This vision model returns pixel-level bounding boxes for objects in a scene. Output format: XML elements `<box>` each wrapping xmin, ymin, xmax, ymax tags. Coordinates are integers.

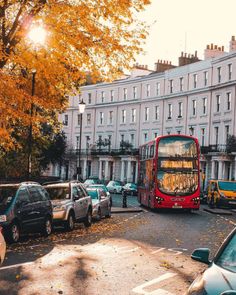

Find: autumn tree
<box><xmin>0</xmin><ymin>0</ymin><xmax>150</xmax><ymax>153</ymax></box>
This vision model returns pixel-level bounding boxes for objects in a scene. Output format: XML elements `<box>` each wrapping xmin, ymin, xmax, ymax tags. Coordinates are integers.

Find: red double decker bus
<box><xmin>138</xmin><ymin>134</ymin><xmax>200</xmax><ymax>210</ymax></box>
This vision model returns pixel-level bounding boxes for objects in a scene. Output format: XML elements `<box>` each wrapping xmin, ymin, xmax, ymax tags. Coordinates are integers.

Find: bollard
<box><xmin>122</xmin><ymin>190</ymin><xmax>127</xmax><ymax>208</ymax></box>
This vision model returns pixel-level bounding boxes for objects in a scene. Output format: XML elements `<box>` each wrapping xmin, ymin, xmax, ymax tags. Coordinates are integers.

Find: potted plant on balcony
<box><xmin>120</xmin><ymin>140</ymin><xmax>133</xmax><ymax>151</ymax></box>
<box><xmin>226</xmin><ymin>135</ymin><xmax>236</xmax><ymax>153</ymax></box>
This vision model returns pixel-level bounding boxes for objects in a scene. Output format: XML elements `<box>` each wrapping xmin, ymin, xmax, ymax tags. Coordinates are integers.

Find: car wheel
<box><xmin>84</xmin><ymin>209</ymin><xmax>92</xmax><ymax>227</ymax></box>
<box><xmin>65</xmin><ymin>212</ymin><xmax>75</xmax><ymax>231</ymax></box>
<box><xmin>42</xmin><ymin>217</ymin><xmax>52</xmax><ymax>237</ymax></box>
<box><xmin>105</xmin><ymin>205</ymin><xmax>111</xmax><ymax>218</ymax></box>
<box><xmin>8</xmin><ymin>222</ymin><xmax>20</xmax><ymax>243</ymax></box>
<box><xmin>97</xmin><ymin>208</ymin><xmax>102</xmax><ymax>221</ymax></box>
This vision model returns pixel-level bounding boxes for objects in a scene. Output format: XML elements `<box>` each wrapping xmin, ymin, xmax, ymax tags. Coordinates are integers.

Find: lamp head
<box><xmin>79</xmin><ymin>99</ymin><xmax>86</xmax><ymax>114</ymax></box>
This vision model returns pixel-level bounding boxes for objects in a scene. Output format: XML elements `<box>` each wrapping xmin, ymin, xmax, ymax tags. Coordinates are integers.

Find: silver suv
<box><xmin>43</xmin><ymin>181</ymin><xmax>92</xmax><ymax>231</ymax></box>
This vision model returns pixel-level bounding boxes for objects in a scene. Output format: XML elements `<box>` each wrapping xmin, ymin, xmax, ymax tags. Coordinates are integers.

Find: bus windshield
<box><xmin>157</xmin><ymin>136</ymin><xmax>199</xmax><ymax>196</ymax></box>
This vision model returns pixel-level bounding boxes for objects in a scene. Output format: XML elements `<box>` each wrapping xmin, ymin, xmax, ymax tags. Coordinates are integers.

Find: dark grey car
<box><xmin>0</xmin><ymin>182</ymin><xmax>53</xmax><ymax>243</ymax></box>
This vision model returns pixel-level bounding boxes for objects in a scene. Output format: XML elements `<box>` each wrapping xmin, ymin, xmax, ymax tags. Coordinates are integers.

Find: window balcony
<box><xmin>200</xmin><ymin>144</ymin><xmax>227</xmax><ymax>154</ymax></box>
<box><xmin>91</xmin><ymin>148</ymin><xmax>139</xmax><ymax>156</ymax></box>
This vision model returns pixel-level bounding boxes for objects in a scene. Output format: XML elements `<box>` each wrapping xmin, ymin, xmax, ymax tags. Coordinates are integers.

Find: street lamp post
<box><xmin>189</xmin><ymin>125</ymin><xmax>194</xmax><ymax>136</ymax></box>
<box><xmin>27</xmin><ymin>69</ymin><xmax>36</xmax><ymax>179</ymax></box>
<box><xmin>76</xmin><ymin>99</ymin><xmax>86</xmax><ymax>181</ymax></box>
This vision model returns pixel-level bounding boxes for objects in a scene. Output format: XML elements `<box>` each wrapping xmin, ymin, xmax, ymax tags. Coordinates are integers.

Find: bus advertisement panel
<box><xmin>138</xmin><ymin>135</ymin><xmax>200</xmax><ymax>210</ymax></box>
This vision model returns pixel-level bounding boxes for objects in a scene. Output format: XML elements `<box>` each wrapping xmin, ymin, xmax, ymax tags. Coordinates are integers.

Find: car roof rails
<box><xmin>42</xmin><ymin>180</ymin><xmax>64</xmax><ymax>185</ymax></box>
<box><xmin>20</xmin><ymin>181</ymin><xmax>40</xmax><ymax>185</ymax></box>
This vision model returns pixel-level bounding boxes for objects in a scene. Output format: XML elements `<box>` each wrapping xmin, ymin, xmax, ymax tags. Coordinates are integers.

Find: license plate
<box><xmin>172</xmin><ymin>205</ymin><xmax>182</xmax><ymax>209</ymax></box>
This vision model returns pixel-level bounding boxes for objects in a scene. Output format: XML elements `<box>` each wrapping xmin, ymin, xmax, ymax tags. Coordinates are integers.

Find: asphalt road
<box><xmin>1</xmin><ymin>194</ymin><xmax>236</xmax><ymax>295</ymax></box>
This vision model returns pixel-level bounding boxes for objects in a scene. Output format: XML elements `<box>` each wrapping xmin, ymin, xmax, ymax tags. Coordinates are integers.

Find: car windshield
<box><xmin>218</xmin><ymin>181</ymin><xmax>236</xmax><ymax>191</ymax></box>
<box><xmin>87</xmin><ymin>190</ymin><xmax>99</xmax><ymax>200</ymax></box>
<box><xmin>45</xmin><ymin>187</ymin><xmax>70</xmax><ymax>200</ymax></box>
<box><xmin>84</xmin><ymin>179</ymin><xmax>95</xmax><ymax>185</ymax></box>
<box><xmin>216</xmin><ymin>232</ymin><xmax>236</xmax><ymax>272</ymax></box>
<box><xmin>127</xmin><ymin>184</ymin><xmax>137</xmax><ymax>189</ymax></box>
<box><xmin>0</xmin><ymin>187</ymin><xmax>18</xmax><ymax>210</ymax></box>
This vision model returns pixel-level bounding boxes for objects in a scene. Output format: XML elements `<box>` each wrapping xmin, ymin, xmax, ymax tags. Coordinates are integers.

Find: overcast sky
<box><xmin>136</xmin><ymin>0</ymin><xmax>236</xmax><ymax>70</ymax></box>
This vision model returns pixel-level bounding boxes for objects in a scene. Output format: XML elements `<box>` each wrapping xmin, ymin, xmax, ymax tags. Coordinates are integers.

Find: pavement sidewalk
<box><xmin>203</xmin><ymin>207</ymin><xmax>233</xmax><ymax>215</ymax></box>
<box><xmin>111</xmin><ymin>206</ymin><xmax>143</xmax><ymax>214</ymax></box>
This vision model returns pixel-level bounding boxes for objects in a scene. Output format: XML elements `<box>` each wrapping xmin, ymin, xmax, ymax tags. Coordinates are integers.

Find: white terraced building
<box><xmin>49</xmin><ymin>36</ymin><xmax>236</xmax><ymax>189</ymax></box>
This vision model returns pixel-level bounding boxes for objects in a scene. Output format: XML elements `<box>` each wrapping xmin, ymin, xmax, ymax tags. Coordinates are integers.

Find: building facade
<box><xmin>51</xmin><ymin>37</ymin><xmax>236</xmax><ymax>189</ymax></box>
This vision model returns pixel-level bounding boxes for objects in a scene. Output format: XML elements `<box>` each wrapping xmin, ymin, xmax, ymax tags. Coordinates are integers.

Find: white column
<box><xmin>135</xmin><ymin>161</ymin><xmax>138</xmax><ymax>184</ymax></box>
<box><xmin>211</xmin><ymin>160</ymin><xmax>215</xmax><ymax>179</ymax></box>
<box><xmin>120</xmin><ymin>160</ymin><xmax>124</xmax><ymax>182</ymax></box>
<box><xmin>204</xmin><ymin>162</ymin><xmax>208</xmax><ymax>189</ymax></box>
<box><xmin>105</xmin><ymin>161</ymin><xmax>109</xmax><ymax>181</ymax></box>
<box><xmin>83</xmin><ymin>160</ymin><xmax>86</xmax><ymax>179</ymax></box>
<box><xmin>218</xmin><ymin>161</ymin><xmax>223</xmax><ymax>180</ymax></box>
<box><xmin>99</xmin><ymin>160</ymin><xmax>103</xmax><ymax>180</ymax></box>
<box><xmin>127</xmin><ymin>160</ymin><xmax>131</xmax><ymax>182</ymax></box>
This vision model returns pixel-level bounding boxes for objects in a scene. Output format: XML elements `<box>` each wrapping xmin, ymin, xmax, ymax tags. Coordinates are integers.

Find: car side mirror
<box><xmin>191</xmin><ymin>248</ymin><xmax>210</xmax><ymax>265</ymax></box>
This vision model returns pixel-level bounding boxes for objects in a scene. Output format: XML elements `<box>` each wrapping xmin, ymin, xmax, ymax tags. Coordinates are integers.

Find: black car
<box><xmin>0</xmin><ymin>182</ymin><xmax>53</xmax><ymax>243</ymax></box>
<box><xmin>123</xmin><ymin>183</ymin><xmax>138</xmax><ymax>196</ymax></box>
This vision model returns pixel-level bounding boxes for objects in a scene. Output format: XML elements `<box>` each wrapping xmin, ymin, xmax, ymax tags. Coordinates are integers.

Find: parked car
<box><xmin>0</xmin><ymin>226</ymin><xmax>6</xmax><ymax>265</ymax></box>
<box><xmin>83</xmin><ymin>178</ymin><xmax>102</xmax><ymax>187</ymax></box>
<box><xmin>0</xmin><ymin>182</ymin><xmax>53</xmax><ymax>243</ymax></box>
<box><xmin>43</xmin><ymin>181</ymin><xmax>93</xmax><ymax>230</ymax></box>
<box><xmin>186</xmin><ymin>227</ymin><xmax>236</xmax><ymax>295</ymax></box>
<box><xmin>123</xmin><ymin>183</ymin><xmax>138</xmax><ymax>196</ymax></box>
<box><xmin>87</xmin><ymin>184</ymin><xmax>112</xmax><ymax>206</ymax></box>
<box><xmin>106</xmin><ymin>181</ymin><xmax>123</xmax><ymax>194</ymax></box>
<box><xmin>86</xmin><ymin>188</ymin><xmax>111</xmax><ymax>220</ymax></box>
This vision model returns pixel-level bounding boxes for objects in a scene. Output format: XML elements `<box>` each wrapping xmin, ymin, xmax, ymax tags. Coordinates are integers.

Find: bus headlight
<box><xmin>192</xmin><ymin>197</ymin><xmax>200</xmax><ymax>204</ymax></box>
<box><xmin>156</xmin><ymin>196</ymin><xmax>164</xmax><ymax>203</ymax></box>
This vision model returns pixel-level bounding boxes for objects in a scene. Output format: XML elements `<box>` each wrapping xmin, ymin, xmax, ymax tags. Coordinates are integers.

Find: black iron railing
<box><xmin>201</xmin><ymin>144</ymin><xmax>227</xmax><ymax>154</ymax></box>
<box><xmin>65</xmin><ymin>148</ymin><xmax>139</xmax><ymax>157</ymax></box>
<box><xmin>91</xmin><ymin>148</ymin><xmax>139</xmax><ymax>156</ymax></box>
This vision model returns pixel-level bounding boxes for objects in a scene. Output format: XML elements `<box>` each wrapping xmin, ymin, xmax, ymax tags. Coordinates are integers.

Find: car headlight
<box><xmin>220</xmin><ymin>193</ymin><xmax>226</xmax><ymax>199</ymax></box>
<box><xmin>0</xmin><ymin>215</ymin><xmax>7</xmax><ymax>222</ymax></box>
<box><xmin>53</xmin><ymin>205</ymin><xmax>67</xmax><ymax>211</ymax></box>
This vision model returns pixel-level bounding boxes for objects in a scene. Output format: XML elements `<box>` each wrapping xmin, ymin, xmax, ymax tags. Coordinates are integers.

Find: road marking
<box><xmin>0</xmin><ymin>261</ymin><xmax>34</xmax><ymax>271</ymax></box>
<box><xmin>132</xmin><ymin>272</ymin><xmax>177</xmax><ymax>295</ymax></box>
<box><xmin>167</xmin><ymin>248</ymin><xmax>187</xmax><ymax>255</ymax></box>
<box><xmin>151</xmin><ymin>247</ymin><xmax>166</xmax><ymax>254</ymax></box>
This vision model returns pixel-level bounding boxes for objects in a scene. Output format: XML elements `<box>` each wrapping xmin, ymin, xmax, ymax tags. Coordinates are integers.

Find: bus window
<box><xmin>150</xmin><ymin>144</ymin><xmax>154</xmax><ymax>158</ymax></box>
<box><xmin>145</xmin><ymin>145</ymin><xmax>149</xmax><ymax>159</ymax></box>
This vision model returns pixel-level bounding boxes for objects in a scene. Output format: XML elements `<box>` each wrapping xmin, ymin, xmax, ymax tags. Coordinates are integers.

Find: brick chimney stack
<box><xmin>204</xmin><ymin>43</ymin><xmax>225</xmax><ymax>59</ymax></box>
<box><xmin>229</xmin><ymin>36</ymin><xmax>236</xmax><ymax>52</ymax></box>
<box><xmin>154</xmin><ymin>60</ymin><xmax>176</xmax><ymax>73</ymax></box>
<box><xmin>178</xmin><ymin>51</ymin><xmax>200</xmax><ymax>66</ymax></box>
